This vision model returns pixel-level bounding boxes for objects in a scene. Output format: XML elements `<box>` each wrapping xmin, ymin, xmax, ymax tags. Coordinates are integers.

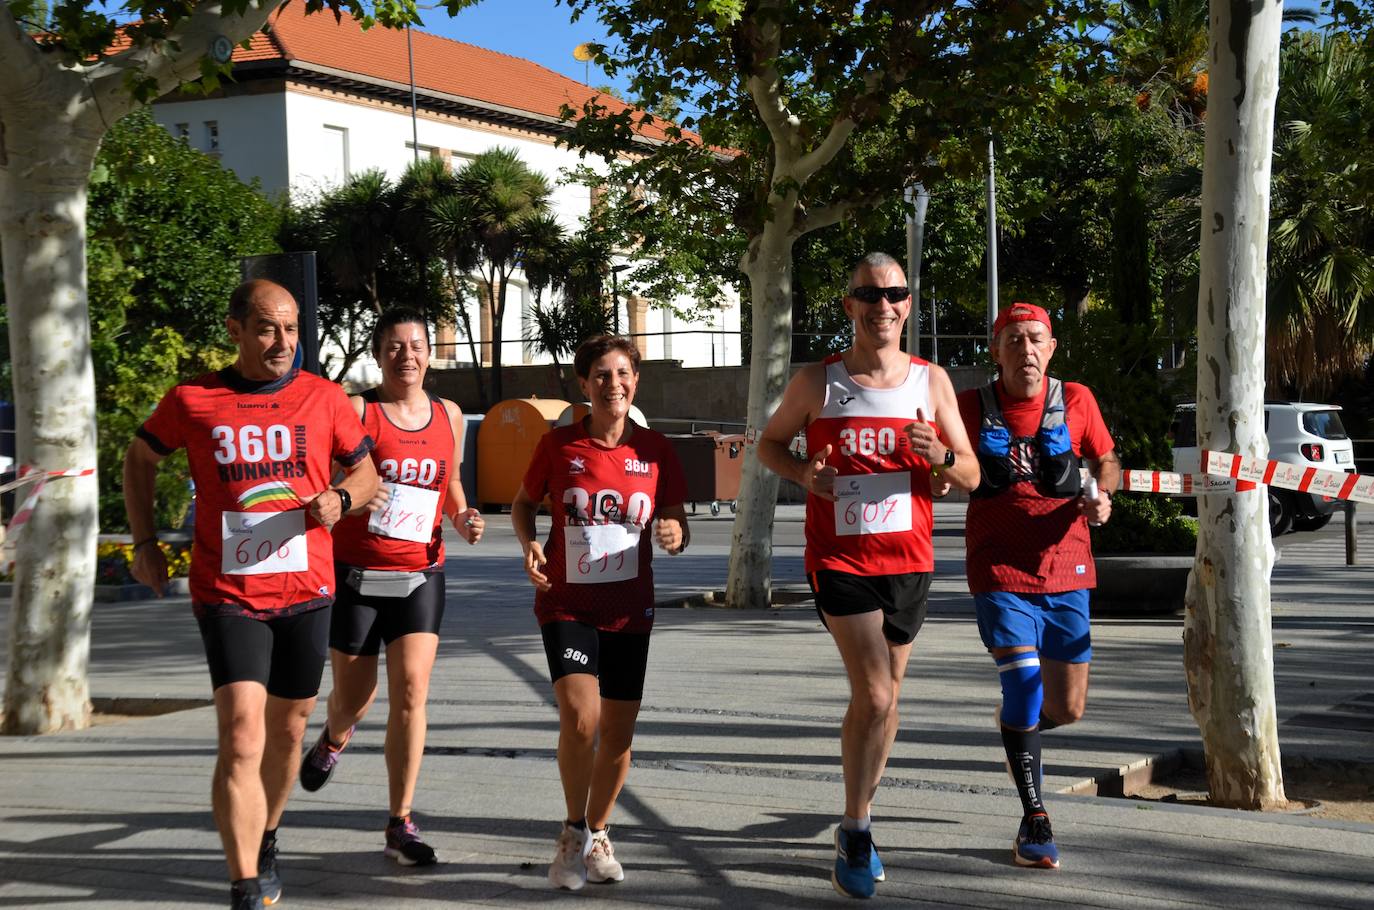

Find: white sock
<box><xmin>841</xmin><ymin>814</ymin><xmax>871</xmax><ymax>832</ymax></box>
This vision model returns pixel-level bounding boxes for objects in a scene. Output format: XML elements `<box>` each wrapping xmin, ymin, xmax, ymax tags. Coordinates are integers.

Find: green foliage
<box><xmin>77</xmin><ymin>110</ymin><xmax>279</xmax><ymax>530</ymax></box>
<box><xmin>1091</xmin><ymin>493</ymin><xmax>1197</xmax><ymax>554</ymax></box>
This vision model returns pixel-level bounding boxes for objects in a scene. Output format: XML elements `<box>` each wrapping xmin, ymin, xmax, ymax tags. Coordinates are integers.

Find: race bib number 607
<box><xmin>834</xmin><ymin>472</ymin><xmax>913</xmax><ymax>537</ymax></box>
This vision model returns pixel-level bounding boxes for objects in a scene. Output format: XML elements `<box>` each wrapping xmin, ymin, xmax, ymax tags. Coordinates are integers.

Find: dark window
<box><xmin>1171</xmin><ymin>410</ymin><xmax>1197</xmax><ymax>447</ymax></box>
<box><xmin>1302</xmin><ymin>410</ymin><xmax>1348</xmax><ymax>440</ymax></box>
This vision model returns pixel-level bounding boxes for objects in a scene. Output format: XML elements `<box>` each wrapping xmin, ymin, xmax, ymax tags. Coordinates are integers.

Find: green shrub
<box><xmin>1091</xmin><ymin>493</ymin><xmax>1197</xmax><ymax>554</ymax></box>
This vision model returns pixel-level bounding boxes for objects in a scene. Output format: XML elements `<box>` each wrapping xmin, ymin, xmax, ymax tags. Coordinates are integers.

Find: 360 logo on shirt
<box><xmin>380</xmin><ymin>457</ymin><xmax>441</xmax><ymax>488</ymax></box>
<box><xmin>563</xmin><ymin>487</ymin><xmax>653</xmax><ymax>527</ymax></box>
<box><xmin>838</xmin><ymin>426</ymin><xmax>899</xmax><ymax>457</ymax></box>
<box><xmin>211</xmin><ymin>423</ymin><xmax>309</xmax><ymax>483</ymax></box>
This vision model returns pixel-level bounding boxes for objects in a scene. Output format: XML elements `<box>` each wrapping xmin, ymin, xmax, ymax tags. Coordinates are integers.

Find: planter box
<box><xmin>1093</xmin><ymin>554</ymin><xmax>1193</xmax><ymax>615</ymax></box>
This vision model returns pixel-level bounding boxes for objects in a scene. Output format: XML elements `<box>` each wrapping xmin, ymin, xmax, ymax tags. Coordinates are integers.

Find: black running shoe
<box><xmin>258</xmin><ymin>834</ymin><xmax>282</xmax><ymax>905</ymax></box>
<box><xmin>230</xmin><ymin>881</ymin><xmax>264</xmax><ymax>910</ymax></box>
<box><xmin>384</xmin><ymin>816</ymin><xmax>438</xmax><ymax>867</ymax></box>
<box><xmin>299</xmin><ymin>725</ymin><xmax>351</xmax><ymax>792</ymax></box>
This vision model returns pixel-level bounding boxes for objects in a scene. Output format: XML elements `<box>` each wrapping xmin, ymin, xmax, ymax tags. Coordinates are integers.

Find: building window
<box><xmin>204</xmin><ymin>120</ymin><xmax>219</xmax><ymax>152</ymax></box>
<box><xmin>322</xmin><ymin>125</ymin><xmax>350</xmax><ymax>186</ymax></box>
<box><xmin>174</xmin><ymin>123</ymin><xmax>190</xmax><ymax>143</ymax></box>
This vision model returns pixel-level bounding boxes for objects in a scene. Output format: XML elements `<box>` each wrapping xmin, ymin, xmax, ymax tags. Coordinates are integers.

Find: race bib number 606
<box><xmin>221</xmin><ymin>510</ymin><xmax>308</xmax><ymax>575</ymax></box>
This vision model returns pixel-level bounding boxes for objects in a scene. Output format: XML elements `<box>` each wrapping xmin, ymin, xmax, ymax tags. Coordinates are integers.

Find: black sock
<box><xmin>388</xmin><ymin>815</ymin><xmax>407</xmax><ymax>828</ymax></box>
<box><xmin>567</xmin><ymin>818</ymin><xmax>587</xmax><ymax>831</ymax></box>
<box><xmin>260</xmin><ymin>828</ymin><xmax>277</xmax><ymax>847</ymax></box>
<box><xmin>1000</xmin><ymin>725</ymin><xmax>1045</xmax><ymax>817</ymax></box>
<box><xmin>231</xmin><ymin>876</ymin><xmax>262</xmax><ymax>896</ymax></box>
<box><xmin>1038</xmin><ymin>712</ymin><xmax>1062</xmax><ymax>732</ymax></box>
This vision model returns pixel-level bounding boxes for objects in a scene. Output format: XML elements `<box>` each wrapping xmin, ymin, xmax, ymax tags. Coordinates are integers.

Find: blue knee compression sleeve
<box><xmin>996</xmin><ymin>652</ymin><xmax>1044</xmax><ymax>730</ymax></box>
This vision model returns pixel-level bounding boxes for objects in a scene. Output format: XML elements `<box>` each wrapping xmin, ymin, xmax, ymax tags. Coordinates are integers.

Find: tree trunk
<box><xmin>447</xmin><ymin>267</ymin><xmax>487</xmax><ymax>411</ymax></box>
<box><xmin>1182</xmin><ymin>0</ymin><xmax>1286</xmax><ymax>810</ymax></box>
<box><xmin>487</xmin><ymin>268</ymin><xmax>505</xmax><ymax>402</ymax></box>
<box><xmin>0</xmin><ymin>109</ymin><xmax>105</xmax><ymax>734</ymax></box>
<box><xmin>723</xmin><ymin>229</ymin><xmax>794</xmax><ymax>608</ymax></box>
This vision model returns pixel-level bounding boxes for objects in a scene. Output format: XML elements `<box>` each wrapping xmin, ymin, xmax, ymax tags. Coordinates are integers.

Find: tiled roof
<box><xmin>234</xmin><ymin>3</ymin><xmax>678</xmax><ymax>142</ymax></box>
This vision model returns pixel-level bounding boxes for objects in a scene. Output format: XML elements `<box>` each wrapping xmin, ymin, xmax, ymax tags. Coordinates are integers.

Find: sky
<box><xmin>414</xmin><ymin>0</ymin><xmax>635</xmax><ymax>96</ymax></box>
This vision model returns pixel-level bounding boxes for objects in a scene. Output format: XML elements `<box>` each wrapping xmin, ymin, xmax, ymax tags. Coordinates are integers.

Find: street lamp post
<box><xmin>610</xmin><ymin>263</ymin><xmax>631</xmax><ymax>335</ymax></box>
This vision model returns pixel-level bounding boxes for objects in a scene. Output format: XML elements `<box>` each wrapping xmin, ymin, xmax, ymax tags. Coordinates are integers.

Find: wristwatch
<box><xmin>931</xmin><ymin>448</ymin><xmax>956</xmax><ymax>475</ymax></box>
<box><xmin>332</xmin><ymin>487</ymin><xmax>352</xmax><ymax>513</ymax></box>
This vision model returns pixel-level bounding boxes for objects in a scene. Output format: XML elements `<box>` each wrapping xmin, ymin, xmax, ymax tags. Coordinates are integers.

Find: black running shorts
<box><xmin>329</xmin><ymin>566</ymin><xmax>446</xmax><ymax>656</ymax></box>
<box><xmin>809</xmin><ymin>569</ymin><xmax>932</xmax><ymax>646</ymax></box>
<box><xmin>196</xmin><ymin>606</ymin><xmax>331</xmax><ymax>699</ymax></box>
<box><xmin>540</xmin><ymin>620</ymin><xmax>651</xmax><ymax>701</ymax></box>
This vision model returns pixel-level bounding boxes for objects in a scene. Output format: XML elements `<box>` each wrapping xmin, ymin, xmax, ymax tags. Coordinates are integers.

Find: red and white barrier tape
<box><xmin>1</xmin><ymin>467</ymin><xmax>97</xmax><ymax>556</ymax></box>
<box><xmin>1108</xmin><ymin>452</ymin><xmax>1371</xmax><ymax>505</ymax></box>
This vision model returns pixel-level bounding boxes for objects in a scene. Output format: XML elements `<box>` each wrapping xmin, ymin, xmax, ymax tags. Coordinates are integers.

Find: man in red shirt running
<box><xmin>123</xmin><ymin>279</ymin><xmax>379</xmax><ymax>910</ymax></box>
<box><xmin>757</xmin><ymin>252</ymin><xmax>978</xmax><ymax>899</ymax></box>
<box><xmin>940</xmin><ymin>301</ymin><xmax>1119</xmax><ymax>871</ymax></box>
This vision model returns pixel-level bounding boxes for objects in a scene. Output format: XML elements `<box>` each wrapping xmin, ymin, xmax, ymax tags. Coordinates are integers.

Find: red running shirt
<box><xmin>957</xmin><ymin>380</ymin><xmax>1115</xmax><ymax>594</ymax></box>
<box><xmin>521</xmin><ymin>422</ymin><xmax>687</xmax><ymax>634</ymax></box>
<box><xmin>139</xmin><ymin>368</ymin><xmax>373</xmax><ymax>618</ymax></box>
<box><xmin>803</xmin><ymin>354</ymin><xmax>936</xmax><ymax>576</ymax></box>
<box><xmin>333</xmin><ymin>393</ymin><xmax>455</xmax><ymax>572</ymax></box>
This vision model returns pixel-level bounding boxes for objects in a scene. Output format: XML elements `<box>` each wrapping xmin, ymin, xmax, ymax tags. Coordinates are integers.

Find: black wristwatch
<box><xmin>932</xmin><ymin>447</ymin><xmax>956</xmax><ymax>475</ymax></box>
<box><xmin>332</xmin><ymin>487</ymin><xmax>352</xmax><ymax>513</ymax></box>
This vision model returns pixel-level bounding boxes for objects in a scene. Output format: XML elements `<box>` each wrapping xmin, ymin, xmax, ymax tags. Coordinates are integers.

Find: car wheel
<box><xmin>1292</xmin><ymin>513</ymin><xmax>1333</xmax><ymax>532</ymax></box>
<box><xmin>1268</xmin><ymin>489</ymin><xmax>1294</xmax><ymax>536</ymax></box>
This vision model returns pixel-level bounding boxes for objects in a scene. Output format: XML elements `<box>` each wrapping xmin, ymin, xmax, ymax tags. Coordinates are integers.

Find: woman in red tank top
<box><xmin>296</xmin><ymin>308</ymin><xmax>484</xmax><ymax>866</ymax></box>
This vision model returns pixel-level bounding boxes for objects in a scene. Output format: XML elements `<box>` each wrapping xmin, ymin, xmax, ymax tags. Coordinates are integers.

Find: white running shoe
<box><xmin>548</xmin><ymin>823</ymin><xmax>588</xmax><ymax>891</ymax></box>
<box><xmin>584</xmin><ymin>827</ymin><xmax>625</xmax><ymax>883</ymax></box>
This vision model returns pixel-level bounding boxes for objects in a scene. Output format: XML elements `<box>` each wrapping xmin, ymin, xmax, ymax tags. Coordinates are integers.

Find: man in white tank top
<box><xmin>756</xmin><ymin>253</ymin><xmax>978</xmax><ymax>898</ymax></box>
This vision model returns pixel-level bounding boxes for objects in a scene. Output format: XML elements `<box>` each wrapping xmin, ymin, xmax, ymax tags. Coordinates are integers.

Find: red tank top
<box><xmin>803</xmin><ymin>354</ymin><xmax>936</xmax><ymax>576</ymax></box>
<box><xmin>333</xmin><ymin>393</ymin><xmax>454</xmax><ymax>572</ymax></box>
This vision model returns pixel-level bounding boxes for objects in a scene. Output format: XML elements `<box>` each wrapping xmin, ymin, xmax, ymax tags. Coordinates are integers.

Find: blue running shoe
<box><xmin>1013</xmin><ymin>813</ymin><xmax>1060</xmax><ymax>869</ymax></box>
<box><xmin>870</xmin><ymin>841</ymin><xmax>885</xmax><ymax>882</ymax></box>
<box><xmin>832</xmin><ymin>826</ymin><xmax>876</xmax><ymax>899</ymax></box>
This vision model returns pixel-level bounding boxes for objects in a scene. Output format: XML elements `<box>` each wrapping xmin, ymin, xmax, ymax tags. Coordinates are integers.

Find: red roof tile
<box><xmin>235</xmin><ymin>4</ymin><xmax>678</xmax><ymax>142</ymax></box>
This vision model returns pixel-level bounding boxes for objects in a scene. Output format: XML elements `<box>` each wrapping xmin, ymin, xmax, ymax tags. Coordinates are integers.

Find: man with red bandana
<box><xmin>757</xmin><ymin>252</ymin><xmax>978</xmax><ymax>899</ymax></box>
<box><xmin>939</xmin><ymin>301</ymin><xmax>1119</xmax><ymax>871</ymax></box>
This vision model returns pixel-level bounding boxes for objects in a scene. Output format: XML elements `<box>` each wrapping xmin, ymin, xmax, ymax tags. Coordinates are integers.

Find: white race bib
<box><xmin>833</xmin><ymin>472</ymin><xmax>913</xmax><ymax>536</ymax></box>
<box><xmin>368</xmin><ymin>482</ymin><xmax>441</xmax><ymax>543</ymax></box>
<box><xmin>222</xmin><ymin>510</ymin><xmax>308</xmax><ymax>575</ymax></box>
<box><xmin>566</xmin><ymin>522</ymin><xmax>640</xmax><ymax>584</ymax></box>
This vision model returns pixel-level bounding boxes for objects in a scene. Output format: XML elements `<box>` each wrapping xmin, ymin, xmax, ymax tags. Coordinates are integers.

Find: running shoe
<box><xmin>230</xmin><ymin>882</ymin><xmax>264</xmax><ymax>910</ymax></box>
<box><xmin>832</xmin><ymin>826</ymin><xmax>876</xmax><ymax>899</ymax></box>
<box><xmin>298</xmin><ymin>725</ymin><xmax>352</xmax><ymax>792</ymax></box>
<box><xmin>257</xmin><ymin>834</ymin><xmax>282</xmax><ymax>905</ymax></box>
<box><xmin>584</xmin><ymin>827</ymin><xmax>624</xmax><ymax>884</ymax></box>
<box><xmin>548</xmin><ymin>823</ymin><xmax>588</xmax><ymax>891</ymax></box>
<box><xmin>870</xmin><ymin>840</ymin><xmax>885</xmax><ymax>882</ymax></box>
<box><xmin>384</xmin><ymin>815</ymin><xmax>438</xmax><ymax>866</ymax></box>
<box><xmin>1013</xmin><ymin>813</ymin><xmax>1061</xmax><ymax>869</ymax></box>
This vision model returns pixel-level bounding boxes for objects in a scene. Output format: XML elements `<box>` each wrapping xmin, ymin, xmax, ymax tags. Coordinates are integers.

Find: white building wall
<box><xmin>152</xmin><ymin>93</ymin><xmax>290</xmax><ymax>195</ymax></box>
<box><xmin>155</xmin><ymin>85</ymin><xmax>742</xmax><ymax>373</ymax></box>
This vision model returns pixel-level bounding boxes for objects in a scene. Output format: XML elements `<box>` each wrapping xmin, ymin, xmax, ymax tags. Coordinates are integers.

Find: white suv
<box><xmin>1171</xmin><ymin>402</ymin><xmax>1356</xmax><ymax>535</ymax></box>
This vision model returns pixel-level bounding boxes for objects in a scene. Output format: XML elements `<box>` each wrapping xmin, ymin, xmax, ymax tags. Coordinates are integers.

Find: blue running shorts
<box><xmin>974</xmin><ymin>589</ymin><xmax>1092</xmax><ymax>663</ymax></box>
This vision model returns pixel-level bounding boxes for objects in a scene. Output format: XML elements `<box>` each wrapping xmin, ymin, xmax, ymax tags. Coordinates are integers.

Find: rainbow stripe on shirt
<box><xmin>237</xmin><ymin>481</ymin><xmax>301</xmax><ymax>509</ymax></box>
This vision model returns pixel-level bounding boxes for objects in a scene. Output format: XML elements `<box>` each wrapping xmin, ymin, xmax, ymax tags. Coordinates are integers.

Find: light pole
<box><xmin>407</xmin><ymin>25</ymin><xmax>420</xmax><ymax>162</ymax></box>
<box><xmin>610</xmin><ymin>263</ymin><xmax>631</xmax><ymax>335</ymax></box>
<box><xmin>904</xmin><ymin>183</ymin><xmax>929</xmax><ymax>357</ymax></box>
<box><xmin>985</xmin><ymin>135</ymin><xmax>998</xmax><ymax>347</ymax></box>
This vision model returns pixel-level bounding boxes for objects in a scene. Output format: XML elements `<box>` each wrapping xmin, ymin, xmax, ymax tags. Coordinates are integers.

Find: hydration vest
<box><xmin>971</xmin><ymin>377</ymin><xmax>1082</xmax><ymax>500</ymax></box>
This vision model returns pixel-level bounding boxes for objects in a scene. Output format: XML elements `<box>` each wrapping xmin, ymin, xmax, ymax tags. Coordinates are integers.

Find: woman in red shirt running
<box><xmin>512</xmin><ymin>335</ymin><xmax>689</xmax><ymax>891</ymax></box>
<box><xmin>297</xmin><ymin>307</ymin><xmax>484</xmax><ymax>866</ymax></box>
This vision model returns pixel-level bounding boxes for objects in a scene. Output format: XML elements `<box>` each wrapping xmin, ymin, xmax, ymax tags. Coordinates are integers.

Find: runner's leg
<box><xmin>383</xmin><ymin>631</ymin><xmax>440</xmax><ymax>817</ymax></box>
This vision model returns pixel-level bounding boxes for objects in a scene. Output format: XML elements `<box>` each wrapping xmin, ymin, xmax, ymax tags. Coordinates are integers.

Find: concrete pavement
<box><xmin>1</xmin><ymin>503</ymin><xmax>1372</xmax><ymax>907</ymax></box>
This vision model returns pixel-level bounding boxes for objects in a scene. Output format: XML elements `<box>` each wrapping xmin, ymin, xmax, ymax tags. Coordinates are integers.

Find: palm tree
<box><xmin>1266</xmin><ymin>31</ymin><xmax>1374</xmax><ymax>396</ymax></box>
<box><xmin>518</xmin><ymin>213</ymin><xmax>577</xmax><ymax>397</ymax></box>
<box><xmin>453</xmin><ymin>148</ymin><xmax>553</xmax><ymax>401</ymax></box>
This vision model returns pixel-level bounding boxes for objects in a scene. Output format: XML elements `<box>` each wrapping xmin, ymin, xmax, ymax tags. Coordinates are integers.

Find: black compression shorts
<box><xmin>196</xmin><ymin>606</ymin><xmax>331</xmax><ymax>699</ymax></box>
<box><xmin>540</xmin><ymin>620</ymin><xmax>651</xmax><ymax>701</ymax></box>
<box><xmin>329</xmin><ymin>566</ymin><xmax>446</xmax><ymax>656</ymax></box>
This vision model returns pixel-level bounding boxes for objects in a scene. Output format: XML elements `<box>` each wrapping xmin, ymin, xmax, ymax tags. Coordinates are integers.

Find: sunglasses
<box><xmin>848</xmin><ymin>285</ymin><xmax>910</xmax><ymax>304</ymax></box>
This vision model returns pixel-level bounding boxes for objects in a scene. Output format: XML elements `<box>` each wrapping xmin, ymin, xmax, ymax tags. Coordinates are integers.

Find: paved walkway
<box><xmin>2</xmin><ymin>504</ymin><xmax>1372</xmax><ymax>907</ymax></box>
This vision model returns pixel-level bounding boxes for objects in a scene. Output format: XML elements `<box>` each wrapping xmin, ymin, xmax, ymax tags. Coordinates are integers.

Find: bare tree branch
<box><xmin>0</xmin><ymin>3</ymin><xmax>50</xmax><ymax>89</ymax></box>
<box><xmin>741</xmin><ymin>0</ymin><xmax>800</xmax><ymax>170</ymax></box>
